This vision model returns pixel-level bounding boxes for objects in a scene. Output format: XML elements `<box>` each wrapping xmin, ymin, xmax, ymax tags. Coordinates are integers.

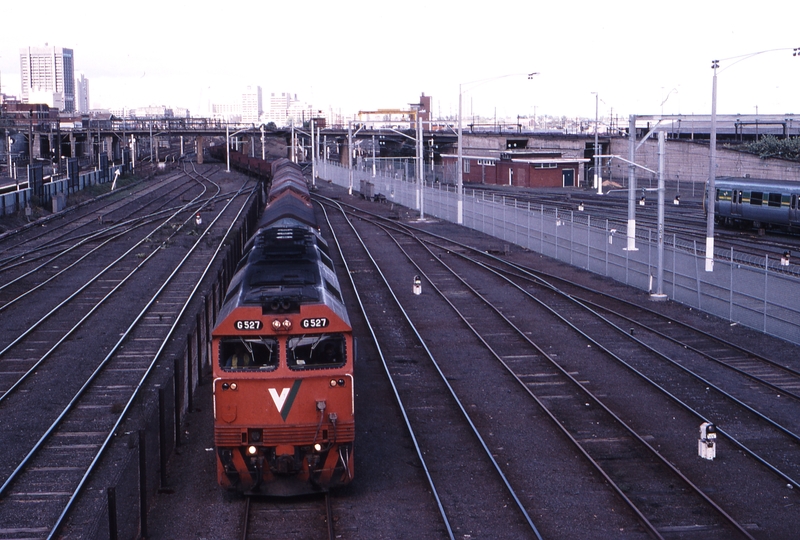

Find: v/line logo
<box><xmin>268</xmin><ymin>380</ymin><xmax>302</xmax><ymax>421</ymax></box>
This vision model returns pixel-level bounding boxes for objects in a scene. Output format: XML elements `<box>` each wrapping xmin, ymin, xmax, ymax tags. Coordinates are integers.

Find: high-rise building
<box><xmin>19</xmin><ymin>45</ymin><xmax>75</xmax><ymax>112</ymax></box>
<box><xmin>241</xmin><ymin>86</ymin><xmax>262</xmax><ymax>124</ymax></box>
<box><xmin>76</xmin><ymin>73</ymin><xmax>90</xmax><ymax>113</ymax></box>
<box><xmin>265</xmin><ymin>92</ymin><xmax>293</xmax><ymax>126</ymax></box>
<box><xmin>266</xmin><ymin>92</ymin><xmax>317</xmax><ymax>127</ymax></box>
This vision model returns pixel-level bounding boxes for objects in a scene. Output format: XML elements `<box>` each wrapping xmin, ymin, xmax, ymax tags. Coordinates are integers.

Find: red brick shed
<box><xmin>442</xmin><ymin>152</ymin><xmax>588</xmax><ymax>188</ymax></box>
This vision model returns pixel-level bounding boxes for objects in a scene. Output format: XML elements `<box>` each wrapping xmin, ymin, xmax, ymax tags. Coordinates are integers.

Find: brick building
<box><xmin>442</xmin><ymin>150</ymin><xmax>588</xmax><ymax>188</ymax></box>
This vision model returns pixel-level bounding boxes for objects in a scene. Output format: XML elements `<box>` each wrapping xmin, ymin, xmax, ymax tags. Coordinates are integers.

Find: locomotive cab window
<box><xmin>220</xmin><ymin>337</ymin><xmax>278</xmax><ymax>371</ymax></box>
<box><xmin>287</xmin><ymin>333</ymin><xmax>346</xmax><ymax>369</ymax></box>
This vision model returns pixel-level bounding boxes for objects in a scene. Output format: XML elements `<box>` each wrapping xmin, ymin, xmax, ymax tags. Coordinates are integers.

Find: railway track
<box><xmin>0</xmin><ymin>164</ymin><xmax>257</xmax><ymax>539</ymax></box>
<box><xmin>241</xmin><ymin>494</ymin><xmax>335</xmax><ymax>540</ymax></box>
<box><xmin>316</xmin><ymin>194</ymin><xmax>800</xmax><ymax>538</ymax></box>
<box><xmin>320</xmin><ymin>200</ymin><xmax>543</xmax><ymax>539</ymax></box>
<box><xmin>0</xmin><ymin>164</ymin><xmax>215</xmax><ymax>275</ymax></box>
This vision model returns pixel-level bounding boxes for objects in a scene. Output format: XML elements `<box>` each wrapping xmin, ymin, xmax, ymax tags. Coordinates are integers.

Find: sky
<box><xmin>2</xmin><ymin>1</ymin><xmax>799</xmax><ymax>122</ymax></box>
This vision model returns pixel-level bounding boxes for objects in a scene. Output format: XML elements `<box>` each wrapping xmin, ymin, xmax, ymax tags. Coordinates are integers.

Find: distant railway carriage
<box><xmin>708</xmin><ymin>177</ymin><xmax>800</xmax><ymax>232</ymax></box>
<box><xmin>212</xmin><ymin>156</ymin><xmax>354</xmax><ymax>496</ymax></box>
<box><xmin>267</xmin><ymin>158</ymin><xmax>311</xmax><ymax>203</ymax></box>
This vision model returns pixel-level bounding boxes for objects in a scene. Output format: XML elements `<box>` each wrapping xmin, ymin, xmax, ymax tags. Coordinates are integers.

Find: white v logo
<box><xmin>269</xmin><ymin>388</ymin><xmax>291</xmax><ymax>412</ymax></box>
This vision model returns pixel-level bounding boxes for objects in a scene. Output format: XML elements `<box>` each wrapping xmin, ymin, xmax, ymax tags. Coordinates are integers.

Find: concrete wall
<box><xmin>463</xmin><ymin>133</ymin><xmax>589</xmax><ymax>160</ymax></box>
<box><xmin>608</xmin><ymin>137</ymin><xmax>800</xmax><ymax>188</ymax></box>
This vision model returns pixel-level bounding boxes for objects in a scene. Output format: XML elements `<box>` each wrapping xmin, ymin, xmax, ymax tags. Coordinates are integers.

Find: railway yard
<box><xmin>1</xmin><ymin>163</ymin><xmax>800</xmax><ymax>539</ymax></box>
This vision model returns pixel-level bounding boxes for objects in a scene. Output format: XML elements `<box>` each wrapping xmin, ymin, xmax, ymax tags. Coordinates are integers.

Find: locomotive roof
<box><xmin>244</xmin><ymin>228</ymin><xmax>319</xmax><ymax>294</ymax></box>
<box><xmin>216</xmin><ymin>226</ymin><xmax>349</xmax><ymax>324</ymax></box>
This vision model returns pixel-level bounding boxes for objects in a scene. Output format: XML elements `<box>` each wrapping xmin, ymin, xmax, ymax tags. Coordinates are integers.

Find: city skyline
<box><xmin>1</xmin><ymin>1</ymin><xmax>799</xmax><ymax>122</ymax></box>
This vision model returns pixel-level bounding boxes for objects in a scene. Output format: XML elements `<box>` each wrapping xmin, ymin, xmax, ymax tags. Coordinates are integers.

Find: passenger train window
<box><xmin>749</xmin><ymin>191</ymin><xmax>763</xmax><ymax>206</ymax></box>
<box><xmin>793</xmin><ymin>195</ymin><xmax>798</xmax><ymax>210</ymax></box>
<box><xmin>768</xmin><ymin>193</ymin><xmax>783</xmax><ymax>207</ymax></box>
<box><xmin>287</xmin><ymin>333</ymin><xmax>346</xmax><ymax>369</ymax></box>
<box><xmin>220</xmin><ymin>337</ymin><xmax>278</xmax><ymax>371</ymax></box>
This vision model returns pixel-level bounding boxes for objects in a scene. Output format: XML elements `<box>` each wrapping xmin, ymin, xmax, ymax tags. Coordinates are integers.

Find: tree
<box><xmin>738</xmin><ymin>135</ymin><xmax>800</xmax><ymax>161</ymax></box>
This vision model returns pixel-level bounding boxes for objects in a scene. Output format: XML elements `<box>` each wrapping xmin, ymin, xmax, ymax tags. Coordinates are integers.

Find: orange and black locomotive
<box><xmin>212</xmin><ymin>157</ymin><xmax>354</xmax><ymax>495</ymax></box>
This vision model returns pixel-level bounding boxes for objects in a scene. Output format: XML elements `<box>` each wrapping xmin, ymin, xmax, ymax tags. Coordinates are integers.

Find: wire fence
<box><xmin>319</xmin><ymin>159</ymin><xmax>800</xmax><ymax>346</ymax></box>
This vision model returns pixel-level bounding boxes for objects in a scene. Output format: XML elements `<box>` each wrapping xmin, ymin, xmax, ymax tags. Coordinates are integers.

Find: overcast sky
<box><xmin>2</xmin><ymin>1</ymin><xmax>798</xmax><ymax>121</ymax></box>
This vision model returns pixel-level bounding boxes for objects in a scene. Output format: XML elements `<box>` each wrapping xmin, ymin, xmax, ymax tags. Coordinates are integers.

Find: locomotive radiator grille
<box><xmin>215</xmin><ymin>422</ymin><xmax>355</xmax><ymax>446</ymax></box>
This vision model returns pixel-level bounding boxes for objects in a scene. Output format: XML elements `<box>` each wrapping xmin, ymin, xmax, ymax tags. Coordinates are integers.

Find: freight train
<box><xmin>708</xmin><ymin>176</ymin><xmax>800</xmax><ymax>232</ymax></box>
<box><xmin>211</xmin><ymin>155</ymin><xmax>354</xmax><ymax>495</ymax></box>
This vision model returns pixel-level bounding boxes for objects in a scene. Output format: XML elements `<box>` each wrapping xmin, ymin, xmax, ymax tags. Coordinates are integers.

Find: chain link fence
<box><xmin>319</xmin><ymin>159</ymin><xmax>800</xmax><ymax>346</ymax></box>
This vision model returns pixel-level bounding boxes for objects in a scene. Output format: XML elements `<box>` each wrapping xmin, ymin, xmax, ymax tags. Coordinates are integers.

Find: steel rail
<box><xmin>386</xmin><ymin>223</ymin><xmax>754</xmax><ymax>539</ymax></box>
<box><xmin>321</xmin><ymin>200</ymin><xmax>544</xmax><ymax>539</ymax></box>
<box><xmin>0</xmin><ymin>172</ymin><xmax>219</xmax><ymax>486</ymax></box>
<box><xmin>425</xmin><ymin>243</ymin><xmax>800</xmax><ymax>493</ymax></box>
<box><xmin>390</xmin><ymin>212</ymin><xmax>800</xmax><ymax>494</ymax></box>
<box><xmin>47</xmin><ymin>177</ymin><xmax>256</xmax><ymax>538</ymax></box>
<box><xmin>423</xmin><ymin>208</ymin><xmax>800</xmax><ymax>493</ymax></box>
<box><xmin>317</xmin><ymin>201</ymin><xmax>456</xmax><ymax>540</ymax></box>
<box><xmin>0</xmin><ymin>174</ymin><xmax>215</xmax><ymax>399</ymax></box>
<box><xmin>0</xmin><ymin>171</ymin><xmax>207</xmax><ymax>272</ymax></box>
<box><xmin>0</xmin><ymin>161</ymin><xmax>216</xmax><ymax>272</ymax></box>
<box><xmin>371</xmin><ymin>219</ymin><xmax>671</xmax><ymax>539</ymax></box>
<box><xmin>578</xmin><ymin>297</ymin><xmax>800</xmax><ymax>401</ymax></box>
<box><xmin>0</xmin><ymin>168</ymin><xmax>188</xmax><ymax>257</ymax></box>
<box><xmin>318</xmin><ymin>199</ymin><xmax>757</xmax><ymax>538</ymax></box>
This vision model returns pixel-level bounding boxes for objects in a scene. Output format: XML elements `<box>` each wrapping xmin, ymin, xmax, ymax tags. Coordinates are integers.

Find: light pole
<box><xmin>706</xmin><ymin>59</ymin><xmax>719</xmax><ymax>272</ymax></box>
<box><xmin>706</xmin><ymin>47</ymin><xmax>798</xmax><ymax>272</ymax></box>
<box><xmin>457</xmin><ymin>72</ymin><xmax>539</xmax><ymax>224</ymax></box>
<box><xmin>347</xmin><ymin>121</ymin><xmax>364</xmax><ymax>196</ymax></box>
<box><xmin>311</xmin><ymin>117</ymin><xmax>316</xmax><ymax>187</ymax></box>
<box><xmin>592</xmin><ymin>92</ymin><xmax>601</xmax><ymax>194</ymax></box>
<box><xmin>260</xmin><ymin>124</ymin><xmax>265</xmax><ymax>161</ymax></box>
<box><xmin>416</xmin><ymin>105</ymin><xmax>425</xmax><ymax>219</ymax></box>
<box><xmin>652</xmin><ymin>130</ymin><xmax>667</xmax><ymax>300</ymax></box>
<box><xmin>226</xmin><ymin>125</ymin><xmax>251</xmax><ymax>172</ymax></box>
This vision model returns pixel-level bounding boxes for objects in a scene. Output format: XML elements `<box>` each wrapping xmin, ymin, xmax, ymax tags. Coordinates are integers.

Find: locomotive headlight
<box><xmin>271</xmin><ymin>319</ymin><xmax>292</xmax><ymax>331</ymax></box>
<box><xmin>247</xmin><ymin>445</ymin><xmax>258</xmax><ymax>456</ymax></box>
<box><xmin>314</xmin><ymin>443</ymin><xmax>322</xmax><ymax>452</ymax></box>
<box><xmin>330</xmin><ymin>379</ymin><xmax>337</xmax><ymax>387</ymax></box>
<box><xmin>230</xmin><ymin>383</ymin><xmax>237</xmax><ymax>391</ymax></box>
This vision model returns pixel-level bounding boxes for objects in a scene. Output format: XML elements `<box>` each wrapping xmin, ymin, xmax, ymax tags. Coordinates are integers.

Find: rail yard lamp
<box><xmin>592</xmin><ymin>92</ymin><xmax>601</xmax><ymax>194</ymax></box>
<box><xmin>706</xmin><ymin>48</ymin><xmax>798</xmax><ymax>272</ymax></box>
<box><xmin>457</xmin><ymin>72</ymin><xmax>539</xmax><ymax>224</ymax></box>
<box><xmin>226</xmin><ymin>125</ymin><xmax>251</xmax><ymax>173</ymax></box>
<box><xmin>705</xmin><ymin>60</ymin><xmax>719</xmax><ymax>271</ymax></box>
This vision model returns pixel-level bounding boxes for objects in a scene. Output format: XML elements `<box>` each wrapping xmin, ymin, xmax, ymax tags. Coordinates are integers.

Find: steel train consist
<box><xmin>211</xmin><ymin>154</ymin><xmax>355</xmax><ymax>495</ymax></box>
<box><xmin>709</xmin><ymin>177</ymin><xmax>800</xmax><ymax>232</ymax></box>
